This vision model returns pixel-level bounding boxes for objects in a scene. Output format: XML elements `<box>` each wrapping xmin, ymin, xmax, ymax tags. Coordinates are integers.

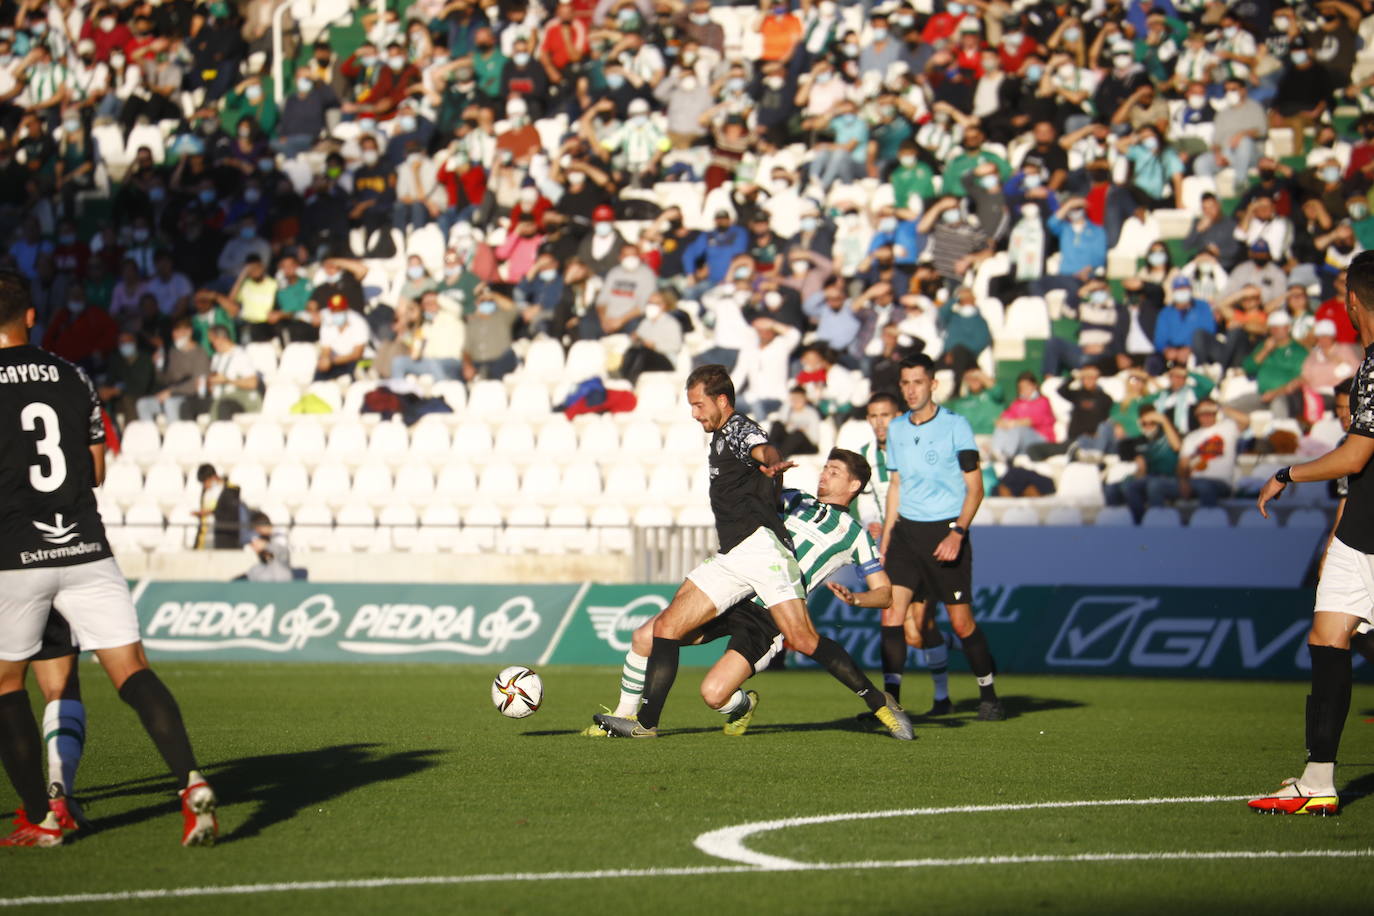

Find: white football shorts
<box><xmin>0</xmin><ymin>558</ymin><xmax>142</xmax><ymax>661</ymax></box>
<box><xmin>687</xmin><ymin>526</ymin><xmax>805</xmax><ymax>614</ymax></box>
<box><xmin>1314</xmin><ymin>536</ymin><xmax>1374</xmax><ymax>627</ymax></box>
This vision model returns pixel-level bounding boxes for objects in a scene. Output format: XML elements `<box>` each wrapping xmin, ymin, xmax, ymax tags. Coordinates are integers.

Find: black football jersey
<box><xmin>708</xmin><ymin>412</ymin><xmax>791</xmax><ymax>554</ymax></box>
<box><xmin>0</xmin><ymin>345</ymin><xmax>111</xmax><ymax>570</ymax></box>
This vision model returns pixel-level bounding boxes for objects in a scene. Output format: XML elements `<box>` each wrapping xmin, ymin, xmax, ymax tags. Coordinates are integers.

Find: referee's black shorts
<box><xmin>886</xmin><ymin>516</ymin><xmax>973</xmax><ymax>606</ymax></box>
<box><xmin>29</xmin><ymin>609</ymin><xmax>79</xmax><ymax>662</ymax></box>
<box><xmin>695</xmin><ymin>601</ymin><xmax>785</xmax><ymax>674</ymax></box>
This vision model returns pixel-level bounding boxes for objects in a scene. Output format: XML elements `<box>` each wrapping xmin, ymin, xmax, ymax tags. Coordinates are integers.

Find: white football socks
<box><xmin>715</xmin><ymin>689</ymin><xmax>750</xmax><ymax>716</ymax></box>
<box><xmin>1299</xmin><ymin>761</ymin><xmax>1336</xmax><ymax>794</ymax></box>
<box><xmin>924</xmin><ymin>643</ymin><xmax>950</xmax><ymax>701</ymax></box>
<box><xmin>42</xmin><ymin>699</ymin><xmax>85</xmax><ymax>796</ymax></box>
<box><xmin>614</xmin><ymin>651</ymin><xmax>648</xmax><ymax>717</ymax></box>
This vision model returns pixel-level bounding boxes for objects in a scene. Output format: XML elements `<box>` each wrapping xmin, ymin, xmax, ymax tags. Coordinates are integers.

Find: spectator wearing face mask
<box><xmin>392</xmin><ymin>291</ymin><xmax>467</xmax><ymax>381</ymax></box>
<box><xmin>937</xmin><ymin>286</ymin><xmax>991</xmax><ymax>393</ymax></box>
<box><xmin>1154</xmin><ymin>275</ymin><xmax>1215</xmax><ymax>367</ymax></box>
<box><xmin>99</xmin><ymin>331</ymin><xmax>156</xmax><ymax>427</ymax></box>
<box><xmin>216</xmin><ymin>217</ymin><xmax>271</xmax><ymax>283</ymax></box>
<box><xmin>1041</xmin><ymin>279</ymin><xmax>1122</xmax><ymax>378</ymax></box>
<box><xmin>137</xmin><ymin>317</ymin><xmax>211</xmax><ymax>421</ymax></box>
<box><xmin>1183</xmin><ymin>193</ymin><xmax>1243</xmax><ymax>268</ymax></box>
<box><xmin>1103</xmin><ymin>405</ymin><xmax>1182</xmax><ymax>524</ymax></box>
<box><xmin>342</xmin><ymin>41</ymin><xmax>420</xmax><ymax>120</ymax></box>
<box><xmin>918</xmin><ymin>198</ymin><xmax>994</xmax><ymax>287</ymax></box>
<box><xmin>1272</xmin><ymin>36</ymin><xmax>1334</xmax><ymax>142</ymax></box>
<box><xmin>1194</xmin><ymin>79</ymin><xmax>1265</xmax><ymax>184</ymax></box>
<box><xmin>992</xmin><ymin>371</ymin><xmax>1057</xmax><ymax>460</ymax></box>
<box><xmin>314</xmin><ymin>294</ymin><xmax>369</xmax><ymax>380</ymax></box>
<box><xmin>590</xmin><ymin>243</ymin><xmax>657</xmax><ymax>337</ymax></box>
<box><xmin>493</xmin><ymin>213</ymin><xmax>545</xmax><ymax>285</ymax></box>
<box><xmin>463</xmin><ymin>284</ymin><xmax>520</xmax><ymax>380</ymax></box>
<box><xmin>1222</xmin><ymin>239</ymin><xmax>1289</xmax><ymax>303</ymax></box>
<box><xmin>42</xmin><ymin>284</ymin><xmax>119</xmax><ymax>371</ymax></box>
<box><xmin>1029</xmin><ymin>198</ymin><xmax>1105</xmax><ymax>305</ymax></box>
<box><xmin>806</xmin><ymin>101</ymin><xmax>869</xmax><ymax>191</ymax></box>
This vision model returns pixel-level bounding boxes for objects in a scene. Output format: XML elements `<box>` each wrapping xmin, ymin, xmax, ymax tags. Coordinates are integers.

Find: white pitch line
<box><xmin>1</xmin><ymin>849</ymin><xmax>1369</xmax><ymax>908</ymax></box>
<box><xmin>693</xmin><ymin>793</ymin><xmax>1256</xmax><ymax>869</ymax></box>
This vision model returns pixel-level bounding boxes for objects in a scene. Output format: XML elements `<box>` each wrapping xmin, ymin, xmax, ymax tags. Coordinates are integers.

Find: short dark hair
<box><xmin>1347</xmin><ymin>250</ymin><xmax>1374</xmax><ymax>314</ymax></box>
<box><xmin>686</xmin><ymin>364</ymin><xmax>735</xmax><ymax>406</ymax></box>
<box><xmin>196</xmin><ymin>464</ymin><xmax>219</xmax><ymax>484</ymax></box>
<box><xmin>1016</xmin><ymin>370</ymin><xmax>1039</xmax><ymax>387</ymax></box>
<box><xmin>867</xmin><ymin>391</ymin><xmax>903</xmax><ymax>411</ymax></box>
<box><xmin>0</xmin><ymin>269</ymin><xmax>31</xmax><ymax>328</ymax></box>
<box><xmin>1335</xmin><ymin>378</ymin><xmax>1354</xmax><ymax>398</ymax></box>
<box><xmin>899</xmin><ymin>353</ymin><xmax>935</xmax><ymax>376</ymax></box>
<box><xmin>827</xmin><ymin>448</ymin><xmax>872</xmax><ymax>492</ymax></box>
<box><xmin>249</xmin><ymin>511</ymin><xmax>272</xmax><ymax>528</ymax></box>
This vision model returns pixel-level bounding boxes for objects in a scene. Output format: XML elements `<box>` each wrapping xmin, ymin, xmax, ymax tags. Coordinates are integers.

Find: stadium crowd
<box><xmin>2</xmin><ymin>0</ymin><xmax>1374</xmax><ymax>529</ymax></box>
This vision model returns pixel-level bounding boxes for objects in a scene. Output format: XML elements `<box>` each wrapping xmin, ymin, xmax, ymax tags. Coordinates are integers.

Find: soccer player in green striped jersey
<box><xmin>587</xmin><ymin>449</ymin><xmax>898</xmax><ymax>737</ymax></box>
<box><xmin>856</xmin><ymin>392</ymin><xmax>955</xmax><ymax>715</ymax></box>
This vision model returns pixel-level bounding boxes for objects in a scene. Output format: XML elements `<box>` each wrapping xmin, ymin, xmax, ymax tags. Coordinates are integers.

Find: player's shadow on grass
<box><xmin>75</xmin><ymin>743</ymin><xmax>441</xmax><ymax>844</ymax></box>
<box><xmin>1337</xmin><ymin>770</ymin><xmax>1374</xmax><ymax>809</ymax></box>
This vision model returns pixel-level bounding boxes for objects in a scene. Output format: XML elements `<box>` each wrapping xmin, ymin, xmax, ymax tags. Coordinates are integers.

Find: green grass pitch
<box><xmin>1</xmin><ymin>662</ymin><xmax>1371</xmax><ymax>914</ymax></box>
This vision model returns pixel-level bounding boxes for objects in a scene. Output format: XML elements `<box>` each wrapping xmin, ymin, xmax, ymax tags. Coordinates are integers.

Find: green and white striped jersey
<box><xmin>747</xmin><ymin>489</ymin><xmax>883</xmax><ymax>611</ymax></box>
<box><xmin>852</xmin><ymin>438</ymin><xmax>893</xmax><ymax>528</ymax></box>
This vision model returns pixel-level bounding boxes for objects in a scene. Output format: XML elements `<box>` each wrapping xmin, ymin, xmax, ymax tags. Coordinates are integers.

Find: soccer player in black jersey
<box><xmin>1251</xmin><ymin>251</ymin><xmax>1374</xmax><ymax>815</ymax></box>
<box><xmin>0</xmin><ymin>270</ymin><xmax>217</xmax><ymax>846</ymax></box>
<box><xmin>594</xmin><ymin>365</ymin><xmax>913</xmax><ymax>739</ymax></box>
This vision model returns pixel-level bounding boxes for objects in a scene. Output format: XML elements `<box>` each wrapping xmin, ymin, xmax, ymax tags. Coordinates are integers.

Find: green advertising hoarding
<box><xmin>130</xmin><ymin>581</ymin><xmax>1356</xmax><ymax>680</ymax></box>
<box><xmin>135</xmin><ymin>582</ymin><xmax>581</xmax><ymax>663</ymax></box>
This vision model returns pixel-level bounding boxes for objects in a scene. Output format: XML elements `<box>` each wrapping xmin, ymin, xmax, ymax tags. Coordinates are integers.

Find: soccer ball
<box><xmin>492</xmin><ymin>665</ymin><xmax>543</xmax><ymax>718</ymax></box>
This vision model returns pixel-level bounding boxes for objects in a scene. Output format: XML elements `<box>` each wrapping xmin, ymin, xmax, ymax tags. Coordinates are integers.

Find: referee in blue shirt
<box><xmin>880</xmin><ymin>354</ymin><xmax>1004</xmax><ymax>721</ymax></box>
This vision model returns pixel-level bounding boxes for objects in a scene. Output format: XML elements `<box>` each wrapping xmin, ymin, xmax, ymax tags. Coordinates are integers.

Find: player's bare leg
<box><xmin>700</xmin><ymin>650</ymin><xmax>758</xmax><ymax>736</ymax></box>
<box><xmin>1250</xmin><ymin>611</ymin><xmax>1360</xmax><ymax>815</ymax></box>
<box><xmin>766</xmin><ymin>597</ymin><xmax>913</xmax><ymax>740</ymax></box>
<box><xmin>0</xmin><ymin>658</ymin><xmax>63</xmax><ymax>847</ymax></box>
<box><xmin>91</xmin><ymin>642</ymin><xmax>218</xmax><ymax>844</ymax></box>
<box><xmin>31</xmin><ymin>655</ymin><xmax>89</xmax><ymax>830</ymax></box>
<box><xmin>901</xmin><ymin>599</ymin><xmax>953</xmax><ymax>716</ymax></box>
<box><xmin>945</xmin><ymin>603</ymin><xmax>1002</xmax><ymax>721</ymax></box>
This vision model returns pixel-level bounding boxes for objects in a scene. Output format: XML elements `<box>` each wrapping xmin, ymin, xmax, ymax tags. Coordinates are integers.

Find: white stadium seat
<box><xmin>535</xmin><ymin>416</ymin><xmax>578</xmax><ymax>455</ymax></box>
<box><xmin>124</xmin><ymin>502</ymin><xmax>165</xmax><ymax>551</ymax></box>
<box><xmin>466</xmin><ymin>380</ymin><xmax>509</xmax><ymax>419</ymax></box>
<box><xmin>459</xmin><ymin>504</ymin><xmax>503</xmax><ymax>552</ymax></box>
<box><xmin>558</xmin><ymin>462</ymin><xmax>603</xmax><ymax>507</ymax></box>
<box><xmin>268</xmin><ymin>461</ymin><xmax>311</xmax><ymax>508</ymax></box>
<box><xmin>477</xmin><ymin>464</ymin><xmax>522</xmax><ymax>506</ymax></box>
<box><xmin>159</xmin><ymin>422</ymin><xmax>202</xmax><ymax>470</ymax></box>
<box><xmin>368</xmin><ymin>421</ymin><xmax>411</xmax><ymax>466</ymax></box>
<box><xmin>284</xmin><ymin>421</ymin><xmax>329</xmax><ymax>469</ymax></box>
<box><xmin>435</xmin><ymin>464</ymin><xmax>479</xmax><ymax>505</ymax></box>
<box><xmin>619</xmin><ymin>421</ymin><xmax>663</xmax><ymax>456</ymax></box>
<box><xmin>327</xmin><ymin>421</ymin><xmax>370</xmax><ymax>466</ymax></box>
<box><xmin>142</xmin><ymin>464</ymin><xmax>185</xmax><ymax>509</ymax></box>
<box><xmin>120</xmin><ymin>421</ymin><xmax>162</xmax><ymax>468</ymax></box>
<box><xmin>577</xmin><ymin>418</ymin><xmax>620</xmax><ymax>459</ymax></box>
<box><xmin>393</xmin><ymin>462</ymin><xmax>436</xmax><ymax>506</ymax></box>
<box><xmin>334</xmin><ymin>504</ymin><xmax>377</xmax><ymax>552</ymax></box>
<box><xmin>290</xmin><ymin>504</ymin><xmax>334</xmax><ymax>552</ymax></box>
<box><xmin>419</xmin><ymin>503</ymin><xmax>463</xmax><ymax>552</ymax></box>
<box><xmin>276</xmin><ymin>342</ymin><xmax>321</xmax><ymax>386</ymax></box>
<box><xmin>351</xmin><ymin>463</ymin><xmax>394</xmax><ymax>509</ymax></box>
<box><xmin>520</xmin><ymin>463</ymin><xmax>562</xmax><ymax>505</ymax></box>
<box><xmin>378</xmin><ymin>504</ymin><xmax>420</xmax><ymax>552</ymax></box>
<box><xmin>590</xmin><ymin>505</ymin><xmax>633</xmax><ymax>553</ymax></box>
<box><xmin>260</xmin><ymin>382</ymin><xmax>302</xmax><ymax>418</ymax></box>
<box><xmin>309</xmin><ymin>462</ymin><xmax>354</xmax><ymax>509</ymax></box>
<box><xmin>201</xmin><ymin>421</ymin><xmax>244</xmax><ymax>465</ymax></box>
<box><xmin>492</xmin><ymin>421</ymin><xmax>537</xmax><ymax>459</ymax></box>
<box><xmin>451</xmin><ymin>421</ymin><xmax>494</xmax><ymax>458</ymax></box>
<box><xmin>507</xmin><ymin>382</ymin><xmax>552</xmax><ymax>419</ymax></box>
<box><xmin>410</xmin><ymin>418</ymin><xmax>453</xmax><ymax>465</ymax></box>
<box><xmin>226</xmin><ymin>461</ymin><xmax>268</xmax><ymax>507</ymax></box>
<box><xmin>103</xmin><ymin>461</ymin><xmax>144</xmax><ymax>509</ymax></box>
<box><xmin>243</xmin><ymin>422</ymin><xmax>286</xmax><ymax>465</ymax></box>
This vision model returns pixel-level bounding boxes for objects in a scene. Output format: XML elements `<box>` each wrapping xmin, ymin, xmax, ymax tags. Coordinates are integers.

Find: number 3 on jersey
<box><xmin>21</xmin><ymin>402</ymin><xmax>67</xmax><ymax>493</ymax></box>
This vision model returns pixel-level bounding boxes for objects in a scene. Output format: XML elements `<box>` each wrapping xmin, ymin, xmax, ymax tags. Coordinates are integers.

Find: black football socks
<box><xmin>961</xmin><ymin>626</ymin><xmax>999</xmax><ymax>701</ymax></box>
<box><xmin>811</xmin><ymin>637</ymin><xmax>886</xmax><ymax>712</ymax></box>
<box><xmin>119</xmin><ymin>669</ymin><xmax>198</xmax><ymax>787</ymax></box>
<box><xmin>1306</xmin><ymin>645</ymin><xmax>1352</xmax><ymax>763</ymax></box>
<box><xmin>880</xmin><ymin>625</ymin><xmax>906</xmax><ymax>703</ymax></box>
<box><xmin>636</xmin><ymin>637</ymin><xmax>681</xmax><ymax>730</ymax></box>
<box><xmin>0</xmin><ymin>689</ymin><xmax>50</xmax><ymax>821</ymax></box>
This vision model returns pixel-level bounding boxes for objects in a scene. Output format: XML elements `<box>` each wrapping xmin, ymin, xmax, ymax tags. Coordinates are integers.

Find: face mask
<box><xmin>1351</xmin><ymin>203</ymin><xmax>1369</xmax><ymax>220</ymax></box>
<box><xmin>1113</xmin><ymin>54</ymin><xmax>1132</xmax><ymax>69</ymax></box>
<box><xmin>63</xmin><ymin>117</ymin><xmax>80</xmax><ymax>133</ymax></box>
<box><xmin>1004</xmin><ymin>32</ymin><xmax>1022</xmax><ymax>47</ymax></box>
<box><xmin>1023</xmin><ymin>172</ymin><xmax>1042</xmax><ymax>189</ymax></box>
<box><xmin>1070</xmin><ymin>211</ymin><xmax>1086</xmax><ymax>226</ymax></box>
<box><xmin>100</xmin><ymin>16</ymin><xmax>115</xmax><ymax>31</ymax></box>
<box><xmin>691</xmin><ymin>12</ymin><xmax>710</xmax><ymax>24</ymax></box>
<box><xmin>199</xmin><ymin>189</ymin><xmax>216</xmax><ymax>204</ymax></box>
<box><xmin>1063</xmin><ymin>27</ymin><xmax>1081</xmax><ymax>42</ymax></box>
<box><xmin>727</xmin><ymin>77</ymin><xmax>746</xmax><ymax>92</ymax></box>
<box><xmin>360</xmin><ymin>55</ymin><xmax>377</xmax><ymax>67</ymax></box>
<box><xmin>324</xmin><ymin>271</ymin><xmax>341</xmax><ymax>284</ymax></box>
<box><xmin>174</xmin><ymin>333</ymin><xmax>193</xmax><ymax>348</ymax></box>
<box><xmin>790</xmin><ymin>259</ymin><xmax>809</xmax><ymax>276</ymax></box>
<box><xmin>899</xmin><ymin>154</ymin><xmax>916</xmax><ymax>168</ymax></box>
<box><xmin>679</xmin><ymin>76</ymin><xmax>698</xmax><ymax>91</ymax></box>
<box><xmin>949</xmin><ymin>2</ymin><xmax>964</xmax><ymax>14</ymax></box>
<box><xmin>1025</xmin><ymin>64</ymin><xmax>1043</xmax><ymax>82</ymax></box>
<box><xmin>621</xmin><ymin>256</ymin><xmax>641</xmax><ymax>272</ymax></box>
<box><xmin>771</xmin><ymin>178</ymin><xmax>789</xmax><ymax>193</ymax></box>
<box><xmin>119</xmin><ymin>342</ymin><xmax>137</xmax><ymax>359</ymax></box>
<box><xmin>1223</xmin><ymin>25</ymin><xmax>1238</xmax><ymax>39</ymax></box>
<box><xmin>398</xmin><ymin>115</ymin><xmax>417</xmax><ymax>133</ymax></box>
<box><xmin>68</xmin><ymin>300</ymin><xmax>85</xmax><ymax>316</ymax></box>
<box><xmin>240</xmin><ymin>226</ymin><xmax>255</xmax><ymax>239</ymax></box>
<box><xmin>476</xmin><ymin>300</ymin><xmax>497</xmax><ymax>314</ymax></box>
<box><xmin>133</xmin><ymin>228</ymin><xmax>150</xmax><ymax>242</ymax></box>
<box><xmin>1224</xmin><ymin>90</ymin><xmax>1242</xmax><ymax>107</ymax></box>
<box><xmin>407</xmin><ymin>265</ymin><xmax>425</xmax><ymax>279</ymax></box>
<box><xmin>1147</xmin><ymin>250</ymin><xmax>1167</xmax><ymax>267</ymax></box>
<box><xmin>1172</xmin><ymin>289</ymin><xmax>1192</xmax><ymax>304</ymax></box>
<box><xmin>238</xmin><ymin>125</ymin><xmax>253</xmax><ymax>138</ymax></box>
<box><xmin>816</xmin><ymin>71</ymin><xmax>832</xmax><ymax>84</ymax></box>
<box><xmin>1057</xmin><ymin>64</ymin><xmax>1076</xmax><ymax>82</ymax></box>
<box><xmin>957</xmin><ymin>304</ymin><xmax>978</xmax><ymax>317</ymax></box>
<box><xmin>941</xmin><ymin>209</ymin><xmax>960</xmax><ymax>225</ymax></box>
<box><xmin>1292</xmin><ymin>50</ymin><xmax>1308</xmax><ymax>65</ymax></box>
<box><xmin>388</xmin><ymin>56</ymin><xmax>406</xmax><ymax>70</ymax></box>
<box><xmin>444</xmin><ymin>263</ymin><xmax>462</xmax><ymax>276</ymax></box>
<box><xmin>59</xmin><ymin>232</ymin><xmax>76</xmax><ymax>245</ymax></box>
<box><xmin>1141</xmin><ymin>135</ymin><xmax>1159</xmax><ymax>151</ymax></box>
<box><xmin>1274</xmin><ymin>17</ymin><xmax>1290</xmax><ymax>30</ymax></box>
<box><xmin>979</xmin><ymin>173</ymin><xmax>999</xmax><ymax>190</ymax></box>
<box><xmin>567</xmin><ymin>172</ymin><xmax>586</xmax><ymax>188</ymax></box>
<box><xmin>872</xmin><ymin>27</ymin><xmax>888</xmax><ymax>41</ymax></box>
<box><xmin>644</xmin><ymin>303</ymin><xmax>663</xmax><ymax>321</ymax></box>
<box><xmin>606</xmin><ymin>73</ymin><xmax>626</xmax><ymax>90</ymax></box>
<box><xmin>733</xmin><ymin>267</ymin><xmax>751</xmax><ymax>280</ymax></box>
<box><xmin>1321</xmin><ymin>166</ymin><xmax>1341</xmax><ymax>183</ymax></box>
<box><xmin>297</xmin><ymin>76</ymin><xmax>313</xmax><ymax>93</ymax></box>
<box><xmin>330</xmin><ymin>311</ymin><xmax>347</xmax><ymax>326</ymax></box>
<box><xmin>878</xmin><ymin>216</ymin><xmax>897</xmax><ymax>233</ymax></box>
<box><xmin>765</xmin><ymin>76</ymin><xmax>784</xmax><ymax>90</ymax></box>
<box><xmin>361</xmin><ymin>150</ymin><xmax>379</xmax><ymax>166</ymax></box>
<box><xmin>514</xmin><ymin>51</ymin><xmax>530</xmax><ymax>66</ymax></box>
<box><xmin>841</xmin><ymin>43</ymin><xmax>858</xmax><ymax>57</ymax></box>
<box><xmin>538</xmin><ymin>268</ymin><xmax>557</xmax><ymax>282</ymax></box>
<box><xmin>594</xmin><ymin>222</ymin><xmax>612</xmax><ymax>237</ymax></box>
<box><xmin>246</xmin><ymin>85</ymin><xmax>262</xmax><ymax>102</ymax></box>
<box><xmin>1090</xmin><ymin>289</ymin><xmax>1110</xmax><ymax>305</ymax></box>
<box><xmin>799</xmin><ymin>216</ymin><xmax>818</xmax><ymax>232</ymax></box>
<box><xmin>1188</xmin><ymin>93</ymin><xmax>1206</xmax><ymax>108</ymax></box>
<box><xmin>1020</xmin><ymin>204</ymin><xmax>1039</xmax><ymax>220</ymax></box>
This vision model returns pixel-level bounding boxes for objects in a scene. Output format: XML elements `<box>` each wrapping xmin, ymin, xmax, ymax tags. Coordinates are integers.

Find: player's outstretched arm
<box><xmin>750</xmin><ymin>443</ymin><xmax>795</xmax><ymax>478</ymax></box>
<box><xmin>1259</xmin><ymin>434</ymin><xmax>1374</xmax><ymax>518</ymax></box>
<box><xmin>828</xmin><ymin>569</ymin><xmax>894</xmax><ymax>610</ymax></box>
